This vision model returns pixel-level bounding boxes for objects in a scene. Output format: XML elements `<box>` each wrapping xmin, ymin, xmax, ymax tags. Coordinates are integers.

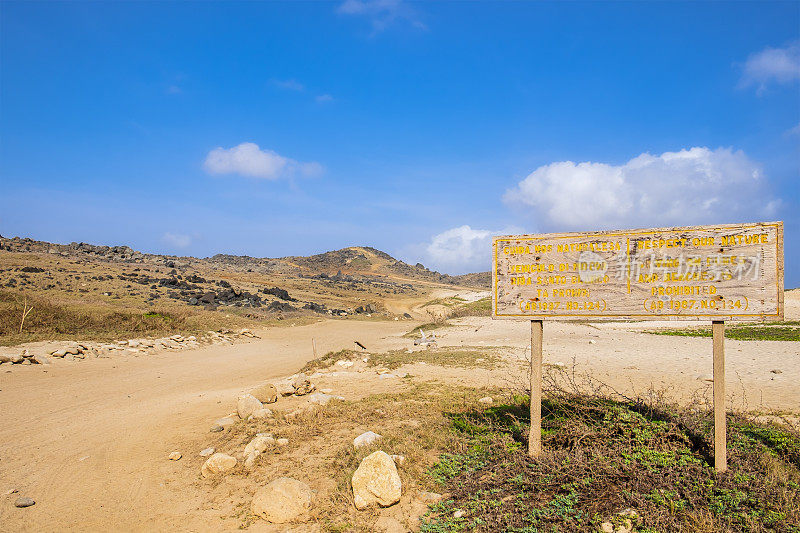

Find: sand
<box><xmin>1</xmin><ymin>292</ymin><xmax>797</xmax><ymax>531</ymax></box>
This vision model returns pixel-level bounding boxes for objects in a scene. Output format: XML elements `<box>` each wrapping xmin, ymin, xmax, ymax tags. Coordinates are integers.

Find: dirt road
<box><xmin>2</xmin><ymin>309</ymin><xmax>798</xmax><ymax>531</ymax></box>
<box><xmin>0</xmin><ymin>320</ymin><xmax>411</xmax><ymax>532</ymax></box>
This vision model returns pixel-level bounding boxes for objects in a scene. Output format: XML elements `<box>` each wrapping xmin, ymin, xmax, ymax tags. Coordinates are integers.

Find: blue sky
<box><xmin>1</xmin><ymin>1</ymin><xmax>799</xmax><ymax>284</ymax></box>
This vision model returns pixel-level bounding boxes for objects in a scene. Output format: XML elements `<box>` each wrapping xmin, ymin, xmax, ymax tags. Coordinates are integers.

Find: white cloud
<box><xmin>787</xmin><ymin>123</ymin><xmax>800</xmax><ymax>136</ymax></box>
<box><xmin>316</xmin><ymin>94</ymin><xmax>334</xmax><ymax>103</ymax></box>
<box><xmin>739</xmin><ymin>41</ymin><xmax>800</xmax><ymax>94</ymax></box>
<box><xmin>504</xmin><ymin>147</ymin><xmax>779</xmax><ymax>231</ymax></box>
<box><xmin>337</xmin><ymin>0</ymin><xmax>426</xmax><ymax>32</ymax></box>
<box><xmin>203</xmin><ymin>142</ymin><xmax>323</xmax><ymax>180</ymax></box>
<box><xmin>418</xmin><ymin>224</ymin><xmax>521</xmax><ymax>274</ymax></box>
<box><xmin>162</xmin><ymin>232</ymin><xmax>192</xmax><ymax>248</ymax></box>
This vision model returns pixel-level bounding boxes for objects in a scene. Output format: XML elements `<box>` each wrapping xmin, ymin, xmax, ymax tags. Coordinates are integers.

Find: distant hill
<box><xmin>0</xmin><ymin>235</ymin><xmax>489</xmax><ymax>289</ymax></box>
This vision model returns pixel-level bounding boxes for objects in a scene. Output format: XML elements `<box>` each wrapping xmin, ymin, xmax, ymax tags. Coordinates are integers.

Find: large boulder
<box><xmin>351</xmin><ymin>451</ymin><xmax>402</xmax><ymax>510</ymax></box>
<box><xmin>251</xmin><ymin>477</ymin><xmax>313</xmax><ymax>523</ymax></box>
<box><xmin>201</xmin><ymin>453</ymin><xmax>237</xmax><ymax>478</ymax></box>
<box><xmin>237</xmin><ymin>394</ymin><xmax>263</xmax><ymax>419</ymax></box>
<box><xmin>251</xmin><ymin>383</ymin><xmax>278</xmax><ymax>404</ymax></box>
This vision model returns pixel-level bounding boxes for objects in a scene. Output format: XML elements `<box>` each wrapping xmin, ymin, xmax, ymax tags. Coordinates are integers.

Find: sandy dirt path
<box><xmin>0</xmin><ymin>320</ymin><xmax>411</xmax><ymax>532</ymax></box>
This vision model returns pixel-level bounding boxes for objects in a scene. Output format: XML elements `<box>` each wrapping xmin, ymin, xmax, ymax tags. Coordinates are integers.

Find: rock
<box><xmin>251</xmin><ymin>477</ymin><xmax>313</xmax><ymax>523</ymax></box>
<box><xmin>391</xmin><ymin>454</ymin><xmax>406</xmax><ymax>467</ymax></box>
<box><xmin>50</xmin><ymin>349</ymin><xmax>67</xmax><ymax>358</ymax></box>
<box><xmin>453</xmin><ymin>509</ymin><xmax>465</xmax><ymax>518</ymax></box>
<box><xmin>308</xmin><ymin>392</ymin><xmax>344</xmax><ymax>406</ymax></box>
<box><xmin>277</xmin><ymin>438</ymin><xmax>289</xmax><ymax>447</ymax></box>
<box><xmin>248</xmin><ymin>408</ymin><xmax>273</xmax><ymax>420</ymax></box>
<box><xmin>771</xmin><ymin>369</ymin><xmax>783</xmax><ymax>374</ymax></box>
<box><xmin>244</xmin><ymin>451</ymin><xmax>261</xmax><ymax>469</ymax></box>
<box><xmin>31</xmin><ymin>354</ymin><xmax>51</xmax><ymax>365</ymax></box>
<box><xmin>10</xmin><ymin>353</ymin><xmax>23</xmax><ymax>364</ymax></box>
<box><xmin>336</xmin><ymin>360</ymin><xmax>354</xmax><ymax>368</ymax></box>
<box><xmin>275</xmin><ymin>381</ymin><xmax>295</xmax><ymax>396</ymax></box>
<box><xmin>351</xmin><ymin>451</ymin><xmax>402</xmax><ymax>510</ymax></box>
<box><xmin>478</xmin><ymin>396</ymin><xmax>493</xmax><ymax>405</ymax></box>
<box><xmin>237</xmin><ymin>395</ymin><xmax>263</xmax><ymax>419</ymax></box>
<box><xmin>209</xmin><ymin>425</ymin><xmax>224</xmax><ymax>433</ymax></box>
<box><xmin>601</xmin><ymin>522</ymin><xmax>614</xmax><ymax>533</ymax></box>
<box><xmin>201</xmin><ymin>453</ymin><xmax>237</xmax><ymax>477</ymax></box>
<box><xmin>199</xmin><ymin>447</ymin><xmax>215</xmax><ymax>457</ymax></box>
<box><xmin>353</xmin><ymin>431</ymin><xmax>382</xmax><ymax>448</ymax></box>
<box><xmin>215</xmin><ymin>416</ymin><xmax>236</xmax><ymax>427</ymax></box>
<box><xmin>245</xmin><ymin>435</ymin><xmax>275</xmax><ymax>457</ymax></box>
<box><xmin>292</xmin><ymin>374</ymin><xmax>315</xmax><ymax>396</ymax></box>
<box><xmin>14</xmin><ymin>497</ymin><xmax>35</xmax><ymax>508</ymax></box>
<box><xmin>169</xmin><ymin>452</ymin><xmax>182</xmax><ymax>461</ymax></box>
<box><xmin>374</xmin><ymin>516</ymin><xmax>405</xmax><ymax>533</ymax></box>
<box><xmin>251</xmin><ymin>383</ymin><xmax>278</xmax><ymax>404</ymax></box>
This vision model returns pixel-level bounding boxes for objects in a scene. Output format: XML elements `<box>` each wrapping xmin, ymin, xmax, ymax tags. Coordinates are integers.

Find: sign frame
<box><xmin>492</xmin><ymin>221</ymin><xmax>785</xmax><ymax>472</ymax></box>
<box><xmin>492</xmin><ymin>221</ymin><xmax>784</xmax><ymax>322</ymax></box>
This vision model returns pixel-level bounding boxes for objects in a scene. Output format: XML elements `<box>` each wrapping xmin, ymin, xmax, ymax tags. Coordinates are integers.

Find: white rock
<box><xmin>352</xmin><ymin>450</ymin><xmax>402</xmax><ymax>510</ymax></box>
<box><xmin>168</xmin><ymin>452</ymin><xmax>182</xmax><ymax>461</ymax></box>
<box><xmin>248</xmin><ymin>408</ymin><xmax>273</xmax><ymax>420</ymax></box>
<box><xmin>215</xmin><ymin>416</ymin><xmax>236</xmax><ymax>427</ymax></box>
<box><xmin>353</xmin><ymin>431</ymin><xmax>383</xmax><ymax>448</ymax></box>
<box><xmin>199</xmin><ymin>447</ymin><xmax>215</xmax><ymax>457</ymax></box>
<box><xmin>391</xmin><ymin>454</ymin><xmax>406</xmax><ymax>466</ymax></box>
<box><xmin>453</xmin><ymin>509</ymin><xmax>465</xmax><ymax>518</ymax></box>
<box><xmin>201</xmin><ymin>453</ymin><xmax>237</xmax><ymax>477</ymax></box>
<box><xmin>251</xmin><ymin>477</ymin><xmax>313</xmax><ymax>523</ymax></box>
<box><xmin>244</xmin><ymin>435</ymin><xmax>275</xmax><ymax>456</ymax></box>
<box><xmin>336</xmin><ymin>360</ymin><xmax>354</xmax><ymax>368</ymax></box>
<box><xmin>277</xmin><ymin>438</ymin><xmax>289</xmax><ymax>447</ymax></box>
<box><xmin>237</xmin><ymin>394</ymin><xmax>263</xmax><ymax>419</ymax></box>
<box><xmin>308</xmin><ymin>392</ymin><xmax>344</xmax><ymax>406</ymax></box>
<box><xmin>478</xmin><ymin>396</ymin><xmax>494</xmax><ymax>405</ymax></box>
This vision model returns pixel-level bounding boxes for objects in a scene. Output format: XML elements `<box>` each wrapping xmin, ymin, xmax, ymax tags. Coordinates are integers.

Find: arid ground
<box><xmin>1</xmin><ymin>238</ymin><xmax>798</xmax><ymax>531</ymax></box>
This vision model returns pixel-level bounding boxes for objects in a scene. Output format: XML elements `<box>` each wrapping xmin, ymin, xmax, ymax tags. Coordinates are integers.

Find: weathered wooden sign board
<box><xmin>493</xmin><ymin>221</ymin><xmax>784</xmax><ymax>321</ymax></box>
<box><xmin>492</xmin><ymin>221</ymin><xmax>784</xmax><ymax>471</ymax></box>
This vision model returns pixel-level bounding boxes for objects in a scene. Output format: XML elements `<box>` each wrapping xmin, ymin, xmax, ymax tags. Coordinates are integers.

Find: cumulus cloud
<box><xmin>162</xmin><ymin>232</ymin><xmax>192</xmax><ymax>248</ymax></box>
<box><xmin>739</xmin><ymin>41</ymin><xmax>800</xmax><ymax>94</ymax></box>
<box><xmin>504</xmin><ymin>147</ymin><xmax>779</xmax><ymax>231</ymax></box>
<box><xmin>203</xmin><ymin>142</ymin><xmax>323</xmax><ymax>180</ymax></box>
<box><xmin>337</xmin><ymin>0</ymin><xmax>426</xmax><ymax>32</ymax></box>
<box><xmin>417</xmin><ymin>225</ymin><xmax>522</xmax><ymax>274</ymax></box>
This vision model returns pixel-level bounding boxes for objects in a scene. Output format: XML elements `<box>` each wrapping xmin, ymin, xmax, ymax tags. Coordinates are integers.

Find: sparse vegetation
<box><xmin>448</xmin><ymin>296</ymin><xmax>492</xmax><ymax>318</ymax></box>
<box><xmin>369</xmin><ymin>347</ymin><xmax>501</xmax><ymax>370</ymax></box>
<box><xmin>421</xmin><ymin>393</ymin><xmax>800</xmax><ymax>532</ymax></box>
<box><xmin>404</xmin><ymin>322</ymin><xmax>454</xmax><ymax>337</ymax></box>
<box><xmin>649</xmin><ymin>322</ymin><xmax>800</xmax><ymax>342</ymax></box>
<box><xmin>0</xmin><ymin>289</ymin><xmax>246</xmax><ymax>345</ymax></box>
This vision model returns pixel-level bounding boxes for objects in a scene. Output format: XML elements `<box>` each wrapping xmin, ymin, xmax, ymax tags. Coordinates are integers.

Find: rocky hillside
<box><xmin>0</xmin><ymin>236</ymin><xmax>488</xmax><ymax>289</ymax></box>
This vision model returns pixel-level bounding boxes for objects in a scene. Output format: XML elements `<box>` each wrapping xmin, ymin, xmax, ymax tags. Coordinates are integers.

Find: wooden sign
<box><xmin>492</xmin><ymin>221</ymin><xmax>784</xmax><ymax>470</ymax></box>
<box><xmin>493</xmin><ymin>221</ymin><xmax>784</xmax><ymax>321</ymax></box>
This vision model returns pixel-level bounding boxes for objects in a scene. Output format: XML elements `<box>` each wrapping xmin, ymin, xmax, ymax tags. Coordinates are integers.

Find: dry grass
<box><xmin>369</xmin><ymin>347</ymin><xmax>501</xmax><ymax>370</ymax></box>
<box><xmin>0</xmin><ymin>289</ymin><xmax>251</xmax><ymax>345</ymax></box>
<box><xmin>206</xmin><ymin>383</ymin><xmax>502</xmax><ymax>531</ymax></box>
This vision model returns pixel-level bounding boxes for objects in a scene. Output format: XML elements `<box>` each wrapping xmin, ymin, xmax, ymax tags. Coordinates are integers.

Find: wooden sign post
<box><xmin>492</xmin><ymin>222</ymin><xmax>784</xmax><ymax>470</ymax></box>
